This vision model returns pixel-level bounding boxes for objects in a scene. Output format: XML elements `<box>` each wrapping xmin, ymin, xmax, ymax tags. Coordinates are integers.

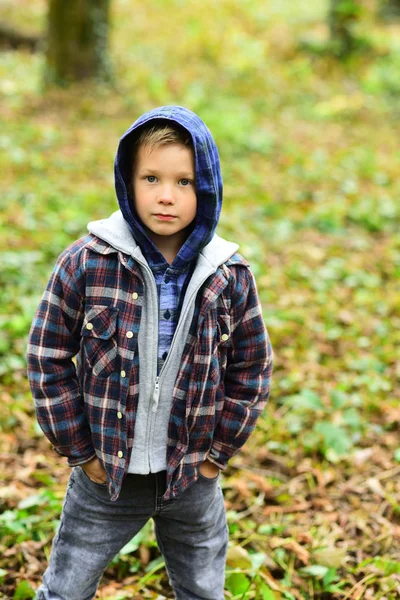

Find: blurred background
<box><xmin>0</xmin><ymin>0</ymin><xmax>399</xmax><ymax>598</ymax></box>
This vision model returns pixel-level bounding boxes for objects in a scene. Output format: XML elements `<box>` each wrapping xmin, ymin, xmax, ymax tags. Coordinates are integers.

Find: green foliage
<box><xmin>225</xmin><ymin>572</ymin><xmax>251</xmax><ymax>596</ymax></box>
<box><xmin>363</xmin><ymin>49</ymin><xmax>400</xmax><ymax>96</ymax></box>
<box><xmin>358</xmin><ymin>557</ymin><xmax>400</xmax><ymax>577</ymax></box>
<box><xmin>299</xmin><ymin>565</ymin><xmax>346</xmax><ymax>594</ymax></box>
<box><xmin>283</xmin><ymin>389</ymin><xmax>364</xmax><ymax>461</ymax></box>
<box><xmin>13</xmin><ymin>580</ymin><xmax>35</xmax><ymax>600</ymax></box>
<box><xmin>0</xmin><ymin>490</ymin><xmax>62</xmax><ymax>545</ymax></box>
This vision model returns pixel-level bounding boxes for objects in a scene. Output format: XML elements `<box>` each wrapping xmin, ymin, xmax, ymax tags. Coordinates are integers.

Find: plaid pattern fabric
<box><xmin>151</xmin><ymin>262</ymin><xmax>193</xmax><ymax>374</ymax></box>
<box><xmin>27</xmin><ymin>234</ymin><xmax>273</xmax><ymax>501</ymax></box>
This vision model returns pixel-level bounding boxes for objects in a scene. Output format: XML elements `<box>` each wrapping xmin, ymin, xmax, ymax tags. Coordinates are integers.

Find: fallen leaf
<box><xmin>366</xmin><ymin>477</ymin><xmax>385</xmax><ymax>498</ymax></box>
<box><xmin>226</xmin><ymin>545</ymin><xmax>252</xmax><ymax>569</ymax></box>
<box><xmin>313</xmin><ymin>546</ymin><xmax>347</xmax><ymax>568</ymax></box>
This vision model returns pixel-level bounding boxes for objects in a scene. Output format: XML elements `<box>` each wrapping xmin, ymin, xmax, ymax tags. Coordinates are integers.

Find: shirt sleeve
<box><xmin>26</xmin><ymin>247</ymin><xmax>96</xmax><ymax>466</ymax></box>
<box><xmin>207</xmin><ymin>266</ymin><xmax>273</xmax><ymax>469</ymax></box>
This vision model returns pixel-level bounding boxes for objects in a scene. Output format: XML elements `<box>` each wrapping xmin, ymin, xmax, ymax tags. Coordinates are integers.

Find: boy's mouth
<box><xmin>154</xmin><ymin>214</ymin><xmax>177</xmax><ymax>221</ymax></box>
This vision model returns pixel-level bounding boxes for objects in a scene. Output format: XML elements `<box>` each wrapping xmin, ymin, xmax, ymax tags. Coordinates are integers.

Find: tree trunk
<box><xmin>379</xmin><ymin>0</ymin><xmax>400</xmax><ymax>20</ymax></box>
<box><xmin>45</xmin><ymin>0</ymin><xmax>111</xmax><ymax>86</ymax></box>
<box><xmin>329</xmin><ymin>0</ymin><xmax>362</xmax><ymax>57</ymax></box>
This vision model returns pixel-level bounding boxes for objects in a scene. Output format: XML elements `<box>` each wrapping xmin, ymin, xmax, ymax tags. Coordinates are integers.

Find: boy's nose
<box><xmin>158</xmin><ymin>184</ymin><xmax>175</xmax><ymax>204</ymax></box>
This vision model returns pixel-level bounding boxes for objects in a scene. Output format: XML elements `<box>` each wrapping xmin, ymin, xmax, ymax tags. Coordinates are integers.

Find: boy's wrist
<box><xmin>81</xmin><ymin>456</ymin><xmax>107</xmax><ymax>484</ymax></box>
<box><xmin>199</xmin><ymin>458</ymin><xmax>220</xmax><ymax>478</ymax></box>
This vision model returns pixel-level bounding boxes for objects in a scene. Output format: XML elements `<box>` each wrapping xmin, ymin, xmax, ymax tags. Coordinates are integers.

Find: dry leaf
<box><xmin>226</xmin><ymin>545</ymin><xmax>252</xmax><ymax>569</ymax></box>
<box><xmin>366</xmin><ymin>477</ymin><xmax>385</xmax><ymax>498</ymax></box>
<box><xmin>313</xmin><ymin>546</ymin><xmax>347</xmax><ymax>568</ymax></box>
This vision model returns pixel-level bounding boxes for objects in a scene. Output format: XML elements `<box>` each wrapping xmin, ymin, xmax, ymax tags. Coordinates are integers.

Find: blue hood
<box><xmin>114</xmin><ymin>106</ymin><xmax>223</xmax><ymax>271</ymax></box>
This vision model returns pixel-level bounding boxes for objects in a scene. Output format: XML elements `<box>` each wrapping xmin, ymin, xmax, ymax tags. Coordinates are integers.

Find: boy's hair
<box><xmin>131</xmin><ymin>121</ymin><xmax>193</xmax><ymax>164</ymax></box>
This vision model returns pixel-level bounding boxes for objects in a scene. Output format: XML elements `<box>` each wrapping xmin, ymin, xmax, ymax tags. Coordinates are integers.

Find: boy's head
<box><xmin>115</xmin><ymin>106</ymin><xmax>223</xmax><ymax>268</ymax></box>
<box><xmin>130</xmin><ymin>122</ymin><xmax>197</xmax><ymax>257</ymax></box>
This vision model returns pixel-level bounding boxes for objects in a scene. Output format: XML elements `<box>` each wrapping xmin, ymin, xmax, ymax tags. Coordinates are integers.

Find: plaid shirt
<box><xmin>27</xmin><ymin>234</ymin><xmax>273</xmax><ymax>501</ymax></box>
<box><xmin>150</xmin><ymin>262</ymin><xmax>193</xmax><ymax>374</ymax></box>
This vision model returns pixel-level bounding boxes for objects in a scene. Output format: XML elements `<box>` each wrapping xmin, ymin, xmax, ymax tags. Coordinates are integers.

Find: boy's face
<box><xmin>132</xmin><ymin>143</ymin><xmax>197</xmax><ymax>253</ymax></box>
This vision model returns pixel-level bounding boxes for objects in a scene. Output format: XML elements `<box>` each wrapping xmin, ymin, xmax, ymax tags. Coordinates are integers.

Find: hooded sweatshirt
<box><xmin>115</xmin><ymin>106</ymin><xmax>223</xmax><ymax>374</ymax></box>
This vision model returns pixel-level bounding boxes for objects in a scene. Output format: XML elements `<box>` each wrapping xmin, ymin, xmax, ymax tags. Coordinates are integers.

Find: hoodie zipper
<box><xmin>152</xmin><ymin>376</ymin><xmax>160</xmax><ymax>413</ymax></box>
<box><xmin>136</xmin><ymin>257</ymin><xmax>215</xmax><ymax>414</ymax></box>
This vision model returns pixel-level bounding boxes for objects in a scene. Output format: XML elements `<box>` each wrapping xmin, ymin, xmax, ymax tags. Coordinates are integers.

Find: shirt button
<box><xmin>221</xmin><ymin>333</ymin><xmax>229</xmax><ymax>342</ymax></box>
<box><xmin>132</xmin><ymin>292</ymin><xmax>138</xmax><ymax>300</ymax></box>
<box><xmin>120</xmin><ymin>370</ymin><xmax>126</xmax><ymax>378</ymax></box>
<box><xmin>85</xmin><ymin>322</ymin><xmax>93</xmax><ymax>330</ymax></box>
<box><xmin>117</xmin><ymin>451</ymin><xmax>123</xmax><ymax>458</ymax></box>
<box><xmin>117</xmin><ymin>411</ymin><xmax>123</xmax><ymax>419</ymax></box>
<box><xmin>126</xmin><ymin>331</ymin><xmax>133</xmax><ymax>338</ymax></box>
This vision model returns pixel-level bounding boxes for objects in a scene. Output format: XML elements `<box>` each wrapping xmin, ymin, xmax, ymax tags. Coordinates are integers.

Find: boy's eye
<box><xmin>146</xmin><ymin>175</ymin><xmax>157</xmax><ymax>183</ymax></box>
<box><xmin>179</xmin><ymin>178</ymin><xmax>192</xmax><ymax>187</ymax></box>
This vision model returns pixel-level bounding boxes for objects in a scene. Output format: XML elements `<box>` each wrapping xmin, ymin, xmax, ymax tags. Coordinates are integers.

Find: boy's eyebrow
<box><xmin>177</xmin><ymin>172</ymin><xmax>195</xmax><ymax>179</ymax></box>
<box><xmin>137</xmin><ymin>168</ymin><xmax>195</xmax><ymax>178</ymax></box>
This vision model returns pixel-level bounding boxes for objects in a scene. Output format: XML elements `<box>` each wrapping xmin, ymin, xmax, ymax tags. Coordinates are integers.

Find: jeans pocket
<box><xmin>197</xmin><ymin>469</ymin><xmax>220</xmax><ymax>483</ymax></box>
<box><xmin>79</xmin><ymin>466</ymin><xmax>108</xmax><ymax>488</ymax></box>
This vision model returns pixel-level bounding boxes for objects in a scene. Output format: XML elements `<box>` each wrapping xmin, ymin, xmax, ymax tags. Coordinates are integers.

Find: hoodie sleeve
<box><xmin>207</xmin><ymin>266</ymin><xmax>273</xmax><ymax>469</ymax></box>
<box><xmin>26</xmin><ymin>247</ymin><xmax>96</xmax><ymax>466</ymax></box>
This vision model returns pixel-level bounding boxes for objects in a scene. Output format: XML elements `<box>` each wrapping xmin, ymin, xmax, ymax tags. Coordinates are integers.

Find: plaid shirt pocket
<box><xmin>81</xmin><ymin>305</ymin><xmax>119</xmax><ymax>377</ymax></box>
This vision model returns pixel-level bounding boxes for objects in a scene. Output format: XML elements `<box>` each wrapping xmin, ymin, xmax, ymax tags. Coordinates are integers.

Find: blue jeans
<box><xmin>36</xmin><ymin>466</ymin><xmax>228</xmax><ymax>600</ymax></box>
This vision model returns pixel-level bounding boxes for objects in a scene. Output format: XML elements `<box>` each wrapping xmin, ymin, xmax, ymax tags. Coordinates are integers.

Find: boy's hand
<box><xmin>199</xmin><ymin>459</ymin><xmax>220</xmax><ymax>479</ymax></box>
<box><xmin>81</xmin><ymin>456</ymin><xmax>107</xmax><ymax>484</ymax></box>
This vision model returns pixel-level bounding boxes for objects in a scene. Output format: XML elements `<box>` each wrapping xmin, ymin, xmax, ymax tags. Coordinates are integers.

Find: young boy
<box><xmin>27</xmin><ymin>105</ymin><xmax>273</xmax><ymax>600</ymax></box>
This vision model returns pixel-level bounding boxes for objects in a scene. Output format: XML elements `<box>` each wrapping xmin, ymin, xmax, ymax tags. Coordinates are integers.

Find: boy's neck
<box><xmin>158</xmin><ymin>246</ymin><xmax>179</xmax><ymax>265</ymax></box>
<box><xmin>146</xmin><ymin>228</ymin><xmax>190</xmax><ymax>265</ymax></box>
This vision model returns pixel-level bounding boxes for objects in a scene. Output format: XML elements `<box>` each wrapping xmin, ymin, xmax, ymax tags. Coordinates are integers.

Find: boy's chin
<box><xmin>146</xmin><ymin>220</ymin><xmax>195</xmax><ymax>240</ymax></box>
